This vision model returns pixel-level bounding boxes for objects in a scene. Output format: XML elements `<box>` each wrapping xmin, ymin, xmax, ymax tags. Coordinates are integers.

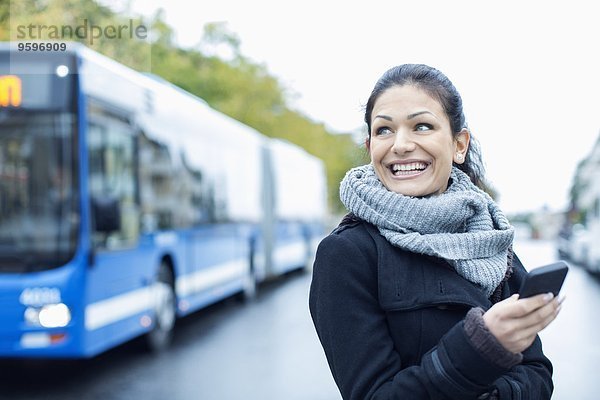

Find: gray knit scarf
<box><xmin>339</xmin><ymin>164</ymin><xmax>514</xmax><ymax>296</ymax></box>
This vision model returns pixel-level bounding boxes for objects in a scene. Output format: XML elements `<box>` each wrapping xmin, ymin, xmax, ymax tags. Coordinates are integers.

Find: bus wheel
<box><xmin>146</xmin><ymin>262</ymin><xmax>176</xmax><ymax>352</ymax></box>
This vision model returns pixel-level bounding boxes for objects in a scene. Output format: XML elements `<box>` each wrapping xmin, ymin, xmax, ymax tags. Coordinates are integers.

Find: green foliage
<box><xmin>201</xmin><ymin>21</ymin><xmax>241</xmax><ymax>57</ymax></box>
<box><xmin>0</xmin><ymin>0</ymin><xmax>361</xmax><ymax>213</ymax></box>
<box><xmin>0</xmin><ymin>1</ymin><xmax>9</xmax><ymax>40</ymax></box>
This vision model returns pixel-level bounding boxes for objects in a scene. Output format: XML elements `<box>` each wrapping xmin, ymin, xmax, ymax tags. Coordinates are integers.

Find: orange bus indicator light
<box><xmin>0</xmin><ymin>75</ymin><xmax>22</xmax><ymax>107</ymax></box>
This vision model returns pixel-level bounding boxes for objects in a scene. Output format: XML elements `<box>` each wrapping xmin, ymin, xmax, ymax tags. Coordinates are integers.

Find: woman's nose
<box><xmin>391</xmin><ymin>131</ymin><xmax>416</xmax><ymax>154</ymax></box>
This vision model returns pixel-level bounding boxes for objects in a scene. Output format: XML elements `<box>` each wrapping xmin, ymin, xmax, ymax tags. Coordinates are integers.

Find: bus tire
<box><xmin>146</xmin><ymin>261</ymin><xmax>176</xmax><ymax>352</ymax></box>
<box><xmin>237</xmin><ymin>245</ymin><xmax>257</xmax><ymax>302</ymax></box>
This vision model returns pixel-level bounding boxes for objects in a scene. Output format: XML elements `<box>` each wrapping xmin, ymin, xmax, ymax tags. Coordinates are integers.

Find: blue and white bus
<box><xmin>0</xmin><ymin>43</ymin><xmax>327</xmax><ymax>358</ymax></box>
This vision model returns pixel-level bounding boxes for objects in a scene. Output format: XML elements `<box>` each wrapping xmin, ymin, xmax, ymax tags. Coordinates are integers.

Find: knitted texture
<box><xmin>464</xmin><ymin>307</ymin><xmax>523</xmax><ymax>368</ymax></box>
<box><xmin>339</xmin><ymin>164</ymin><xmax>514</xmax><ymax>296</ymax></box>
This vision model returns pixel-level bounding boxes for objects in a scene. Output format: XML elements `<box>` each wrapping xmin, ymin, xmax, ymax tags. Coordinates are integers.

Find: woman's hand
<box><xmin>483</xmin><ymin>293</ymin><xmax>564</xmax><ymax>354</ymax></box>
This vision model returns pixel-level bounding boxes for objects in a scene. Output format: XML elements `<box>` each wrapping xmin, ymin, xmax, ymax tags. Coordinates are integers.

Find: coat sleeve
<box><xmin>309</xmin><ymin>231</ymin><xmax>553</xmax><ymax>400</ymax></box>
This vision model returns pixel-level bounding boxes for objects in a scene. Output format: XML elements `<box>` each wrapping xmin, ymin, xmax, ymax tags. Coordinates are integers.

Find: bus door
<box><xmin>84</xmin><ymin>104</ymin><xmax>154</xmax><ymax>353</ymax></box>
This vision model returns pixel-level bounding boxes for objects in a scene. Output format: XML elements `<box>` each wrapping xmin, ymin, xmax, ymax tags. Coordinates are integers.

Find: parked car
<box><xmin>567</xmin><ymin>224</ymin><xmax>591</xmax><ymax>268</ymax></box>
<box><xmin>585</xmin><ymin>228</ymin><xmax>600</xmax><ymax>274</ymax></box>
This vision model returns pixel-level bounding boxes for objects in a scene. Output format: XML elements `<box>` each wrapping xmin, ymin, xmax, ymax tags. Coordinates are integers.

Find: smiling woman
<box><xmin>309</xmin><ymin>64</ymin><xmax>562</xmax><ymax>400</ymax></box>
<box><xmin>367</xmin><ymin>85</ymin><xmax>469</xmax><ymax>197</ymax></box>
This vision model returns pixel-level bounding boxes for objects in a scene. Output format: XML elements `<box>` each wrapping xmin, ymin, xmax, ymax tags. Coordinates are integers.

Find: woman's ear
<box><xmin>453</xmin><ymin>129</ymin><xmax>470</xmax><ymax>164</ymax></box>
<box><xmin>365</xmin><ymin>137</ymin><xmax>371</xmax><ymax>152</ymax></box>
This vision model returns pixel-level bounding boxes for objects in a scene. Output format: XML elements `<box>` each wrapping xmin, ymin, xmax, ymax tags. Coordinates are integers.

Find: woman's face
<box><xmin>368</xmin><ymin>85</ymin><xmax>469</xmax><ymax>197</ymax></box>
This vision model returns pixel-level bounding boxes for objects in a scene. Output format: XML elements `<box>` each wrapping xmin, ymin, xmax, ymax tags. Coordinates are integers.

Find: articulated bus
<box><xmin>0</xmin><ymin>43</ymin><xmax>327</xmax><ymax>358</ymax></box>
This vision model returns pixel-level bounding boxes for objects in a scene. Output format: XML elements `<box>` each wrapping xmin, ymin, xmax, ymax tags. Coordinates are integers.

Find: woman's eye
<box><xmin>375</xmin><ymin>126</ymin><xmax>394</xmax><ymax>136</ymax></box>
<box><xmin>415</xmin><ymin>123</ymin><xmax>433</xmax><ymax>132</ymax></box>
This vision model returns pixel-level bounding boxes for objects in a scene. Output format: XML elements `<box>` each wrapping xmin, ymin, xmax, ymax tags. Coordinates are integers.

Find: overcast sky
<box><xmin>105</xmin><ymin>0</ymin><xmax>600</xmax><ymax>215</ymax></box>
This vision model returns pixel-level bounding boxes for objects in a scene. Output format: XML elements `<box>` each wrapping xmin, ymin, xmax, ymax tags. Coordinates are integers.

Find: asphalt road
<box><xmin>0</xmin><ymin>239</ymin><xmax>597</xmax><ymax>400</ymax></box>
<box><xmin>0</xmin><ymin>268</ymin><xmax>339</xmax><ymax>400</ymax></box>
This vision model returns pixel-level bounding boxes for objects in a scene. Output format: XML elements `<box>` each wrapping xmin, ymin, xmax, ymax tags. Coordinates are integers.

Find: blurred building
<box><xmin>570</xmin><ymin>131</ymin><xmax>600</xmax><ymax>218</ymax></box>
<box><xmin>567</xmin><ymin>131</ymin><xmax>600</xmax><ymax>269</ymax></box>
<box><xmin>529</xmin><ymin>208</ymin><xmax>564</xmax><ymax>240</ymax></box>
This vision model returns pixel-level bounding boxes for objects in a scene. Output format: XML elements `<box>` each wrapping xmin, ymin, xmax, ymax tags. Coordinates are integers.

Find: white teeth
<box><xmin>391</xmin><ymin>162</ymin><xmax>428</xmax><ymax>172</ymax></box>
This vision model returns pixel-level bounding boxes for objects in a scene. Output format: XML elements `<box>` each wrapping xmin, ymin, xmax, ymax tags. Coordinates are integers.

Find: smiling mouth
<box><xmin>389</xmin><ymin>161</ymin><xmax>430</xmax><ymax>176</ymax></box>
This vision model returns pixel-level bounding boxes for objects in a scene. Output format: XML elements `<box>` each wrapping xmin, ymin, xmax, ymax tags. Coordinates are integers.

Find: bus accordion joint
<box><xmin>0</xmin><ymin>75</ymin><xmax>22</xmax><ymax>107</ymax></box>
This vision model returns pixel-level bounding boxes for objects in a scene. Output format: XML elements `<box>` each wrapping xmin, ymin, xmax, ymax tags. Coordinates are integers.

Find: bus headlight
<box><xmin>24</xmin><ymin>303</ymin><xmax>71</xmax><ymax>328</ymax></box>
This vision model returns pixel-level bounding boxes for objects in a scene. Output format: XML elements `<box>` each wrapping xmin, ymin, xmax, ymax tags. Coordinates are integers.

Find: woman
<box><xmin>309</xmin><ymin>64</ymin><xmax>562</xmax><ymax>399</ymax></box>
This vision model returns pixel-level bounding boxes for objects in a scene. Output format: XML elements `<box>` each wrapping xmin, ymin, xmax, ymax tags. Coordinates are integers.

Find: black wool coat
<box><xmin>309</xmin><ymin>217</ymin><xmax>553</xmax><ymax>400</ymax></box>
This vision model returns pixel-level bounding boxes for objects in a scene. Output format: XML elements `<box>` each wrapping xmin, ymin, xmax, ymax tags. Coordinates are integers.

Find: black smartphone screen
<box><xmin>519</xmin><ymin>261</ymin><xmax>569</xmax><ymax>298</ymax></box>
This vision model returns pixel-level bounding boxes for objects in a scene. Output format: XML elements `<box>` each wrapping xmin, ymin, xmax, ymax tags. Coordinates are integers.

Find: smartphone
<box><xmin>519</xmin><ymin>261</ymin><xmax>569</xmax><ymax>298</ymax></box>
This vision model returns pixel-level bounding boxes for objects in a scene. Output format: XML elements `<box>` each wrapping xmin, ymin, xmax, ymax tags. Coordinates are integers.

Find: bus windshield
<box><xmin>0</xmin><ymin>112</ymin><xmax>78</xmax><ymax>272</ymax></box>
<box><xmin>0</xmin><ymin>51</ymin><xmax>78</xmax><ymax>273</ymax></box>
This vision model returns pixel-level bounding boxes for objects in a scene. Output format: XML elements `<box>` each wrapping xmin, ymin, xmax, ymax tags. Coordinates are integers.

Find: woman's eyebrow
<box><xmin>373</xmin><ymin>114</ymin><xmax>393</xmax><ymax>121</ymax></box>
<box><xmin>407</xmin><ymin>111</ymin><xmax>435</xmax><ymax>120</ymax></box>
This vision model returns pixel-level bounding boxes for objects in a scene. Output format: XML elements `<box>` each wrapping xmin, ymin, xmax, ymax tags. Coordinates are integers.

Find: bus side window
<box><xmin>138</xmin><ymin>132</ymin><xmax>175</xmax><ymax>231</ymax></box>
<box><xmin>88</xmin><ymin>115</ymin><xmax>139</xmax><ymax>250</ymax></box>
<box><xmin>138</xmin><ymin>132</ymin><xmax>212</xmax><ymax>230</ymax></box>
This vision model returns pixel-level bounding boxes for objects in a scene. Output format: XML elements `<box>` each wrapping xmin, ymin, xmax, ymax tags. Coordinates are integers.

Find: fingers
<box><xmin>516</xmin><ymin>296</ymin><xmax>562</xmax><ymax>330</ymax></box>
<box><xmin>519</xmin><ymin>296</ymin><xmax>565</xmax><ymax>335</ymax></box>
<box><xmin>503</xmin><ymin>292</ymin><xmax>556</xmax><ymax>318</ymax></box>
<box><xmin>517</xmin><ymin>298</ymin><xmax>562</xmax><ymax>341</ymax></box>
<box><xmin>483</xmin><ymin>294</ymin><xmax>565</xmax><ymax>353</ymax></box>
<box><xmin>509</xmin><ymin>299</ymin><xmax>564</xmax><ymax>351</ymax></box>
